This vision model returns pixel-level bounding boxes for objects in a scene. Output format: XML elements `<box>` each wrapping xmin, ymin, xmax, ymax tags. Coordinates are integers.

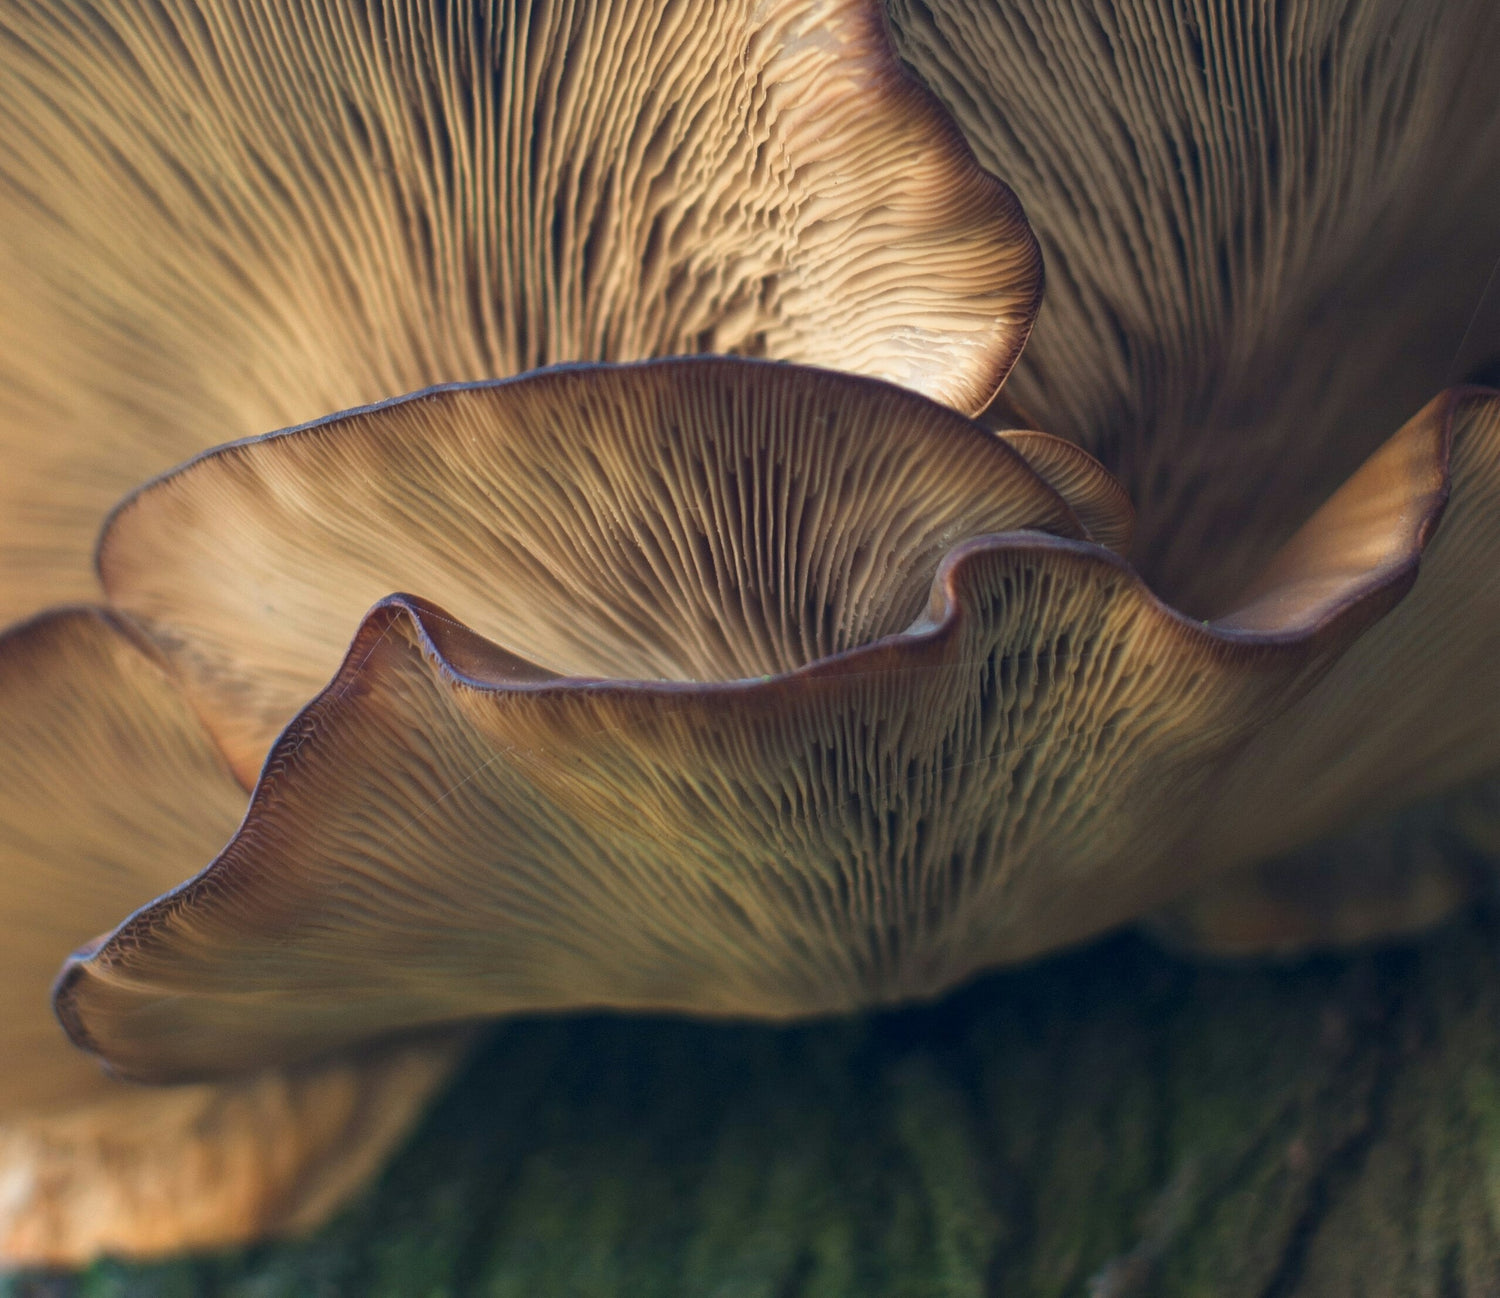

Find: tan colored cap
<box><xmin>0</xmin><ymin>608</ymin><xmax>463</xmax><ymax>1266</ymax></box>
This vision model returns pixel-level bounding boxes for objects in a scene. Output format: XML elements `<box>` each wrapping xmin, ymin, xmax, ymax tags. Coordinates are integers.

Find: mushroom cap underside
<box><xmin>59</xmin><ymin>375</ymin><xmax>1492</xmax><ymax>1084</ymax></box>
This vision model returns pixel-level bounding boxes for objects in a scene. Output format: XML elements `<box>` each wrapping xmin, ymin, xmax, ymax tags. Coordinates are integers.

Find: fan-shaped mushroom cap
<box><xmin>56</xmin><ymin>369</ymin><xmax>1459</xmax><ymax>1082</ymax></box>
<box><xmin>98</xmin><ymin>359</ymin><xmax>1084</xmax><ymax>782</ymax></box>
<box><xmin>887</xmin><ymin>0</ymin><xmax>1500</xmax><ymax>612</ymax></box>
<box><xmin>0</xmin><ymin>0</ymin><xmax>1039</xmax><ymax>626</ymax></box>
<box><xmin>0</xmin><ymin>608</ymin><xmax>463</xmax><ymax>1266</ymax></box>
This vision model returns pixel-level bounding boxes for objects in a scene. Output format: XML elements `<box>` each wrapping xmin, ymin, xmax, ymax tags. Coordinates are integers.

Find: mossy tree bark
<box><xmin>8</xmin><ymin>914</ymin><xmax>1500</xmax><ymax>1297</ymax></box>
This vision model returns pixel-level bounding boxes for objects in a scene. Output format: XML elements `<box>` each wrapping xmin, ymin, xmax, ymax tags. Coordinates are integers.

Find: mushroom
<box><xmin>0</xmin><ymin>0</ymin><xmax>1036</xmax><ymax>627</ymax></box>
<box><xmin>884</xmin><ymin>0</ymin><xmax>1500</xmax><ymax>947</ymax></box>
<box><xmin>0</xmin><ymin>0</ymin><xmax>1046</xmax><ymax>1265</ymax></box>
<box><xmin>54</xmin><ymin>358</ymin><xmax>1496</xmax><ymax>1081</ymax></box>
<box><xmin>0</xmin><ymin>607</ymin><xmax>466</xmax><ymax>1266</ymax></box>
<box><xmin>9</xmin><ymin>0</ymin><xmax>1500</xmax><ymax>1264</ymax></box>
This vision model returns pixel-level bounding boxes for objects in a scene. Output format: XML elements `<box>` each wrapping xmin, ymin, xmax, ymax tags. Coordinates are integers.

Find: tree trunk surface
<box><xmin>7</xmin><ymin>914</ymin><xmax>1500</xmax><ymax>1297</ymax></box>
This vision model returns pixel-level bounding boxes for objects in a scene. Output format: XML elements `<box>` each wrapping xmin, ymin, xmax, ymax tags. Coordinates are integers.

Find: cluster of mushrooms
<box><xmin>3</xmin><ymin>0</ymin><xmax>1499</xmax><ymax>1269</ymax></box>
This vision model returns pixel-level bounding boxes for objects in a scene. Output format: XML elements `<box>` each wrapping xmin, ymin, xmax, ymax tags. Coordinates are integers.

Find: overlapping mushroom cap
<box><xmin>0</xmin><ymin>0</ymin><xmax>1037</xmax><ymax>624</ymax></box>
<box><xmin>887</xmin><ymin>0</ymin><xmax>1500</xmax><ymax>609</ymax></box>
<box><xmin>0</xmin><ymin>0</ymin><xmax>1047</xmax><ymax>1266</ymax></box>
<box><xmin>53</xmin><ymin>359</ymin><xmax>1500</xmax><ymax>1082</ymax></box>
<box><xmin>9</xmin><ymin>0</ymin><xmax>1500</xmax><ymax>1270</ymax></box>
<box><xmin>884</xmin><ymin>0</ymin><xmax>1500</xmax><ymax>943</ymax></box>
<box><xmin>0</xmin><ymin>608</ymin><xmax>466</xmax><ymax>1264</ymax></box>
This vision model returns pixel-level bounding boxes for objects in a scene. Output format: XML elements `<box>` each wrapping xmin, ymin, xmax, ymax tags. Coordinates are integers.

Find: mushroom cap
<box><xmin>887</xmin><ymin>0</ymin><xmax>1500</xmax><ymax>612</ymax></box>
<box><xmin>97</xmin><ymin>358</ymin><xmax>1084</xmax><ymax>781</ymax></box>
<box><xmin>0</xmin><ymin>0</ymin><xmax>1039</xmax><ymax>626</ymax></box>
<box><xmin>0</xmin><ymin>607</ymin><xmax>463</xmax><ymax>1265</ymax></box>
<box><xmin>0</xmin><ymin>609</ymin><xmax>244</xmax><ymax>1116</ymax></box>
<box><xmin>55</xmin><ymin>365</ymin><xmax>1465</xmax><ymax>1083</ymax></box>
<box><xmin>2</xmin><ymin>1039</ymin><xmax>463</xmax><ymax>1268</ymax></box>
<box><xmin>888</xmin><ymin>0</ymin><xmax>1500</xmax><ymax>953</ymax></box>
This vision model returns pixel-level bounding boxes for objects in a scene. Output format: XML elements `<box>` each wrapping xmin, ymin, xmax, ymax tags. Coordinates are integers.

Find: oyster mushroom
<box><xmin>0</xmin><ymin>608</ymin><xmax>465</xmax><ymax>1266</ymax></box>
<box><xmin>0</xmin><ymin>0</ymin><xmax>1047</xmax><ymax>1264</ymax></box>
<box><xmin>884</xmin><ymin>0</ymin><xmax>1500</xmax><ymax>946</ymax></box>
<box><xmin>0</xmin><ymin>0</ymin><xmax>1038</xmax><ymax>626</ymax></box>
<box><xmin>54</xmin><ymin>359</ymin><xmax>1497</xmax><ymax>1081</ymax></box>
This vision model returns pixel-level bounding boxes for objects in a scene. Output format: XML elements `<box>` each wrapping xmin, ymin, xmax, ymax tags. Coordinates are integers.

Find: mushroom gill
<box><xmin>54</xmin><ymin>360</ymin><xmax>1480</xmax><ymax>1083</ymax></box>
<box><xmin>0</xmin><ymin>0</ymin><xmax>1045</xmax><ymax>1258</ymax></box>
<box><xmin>97</xmin><ymin>359</ymin><xmax>1083</xmax><ymax>781</ymax></box>
<box><xmin>885</xmin><ymin>0</ymin><xmax>1500</xmax><ymax>611</ymax></box>
<box><xmin>0</xmin><ymin>608</ymin><xmax>465</xmax><ymax>1266</ymax></box>
<box><xmin>0</xmin><ymin>0</ymin><xmax>1039</xmax><ymax>625</ymax></box>
<box><xmin>884</xmin><ymin>0</ymin><xmax>1500</xmax><ymax>947</ymax></box>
